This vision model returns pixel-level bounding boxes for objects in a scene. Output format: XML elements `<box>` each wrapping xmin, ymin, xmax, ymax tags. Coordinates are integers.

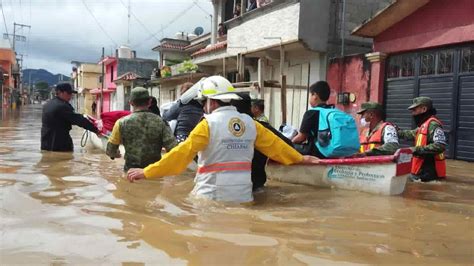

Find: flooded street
<box><xmin>1</xmin><ymin>105</ymin><xmax>473</xmax><ymax>265</ymax></box>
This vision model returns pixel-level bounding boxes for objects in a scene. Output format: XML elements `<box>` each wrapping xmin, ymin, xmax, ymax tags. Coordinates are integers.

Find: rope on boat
<box><xmin>81</xmin><ymin>130</ymin><xmax>89</xmax><ymax>147</ymax></box>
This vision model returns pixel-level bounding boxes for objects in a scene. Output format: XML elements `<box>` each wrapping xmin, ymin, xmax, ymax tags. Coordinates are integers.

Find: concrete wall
<box><xmin>76</xmin><ymin>92</ymin><xmax>94</xmax><ymax>115</ymax></box>
<box><xmin>114</xmin><ymin>84</ymin><xmax>125</xmax><ymax>111</ymax></box>
<box><xmin>298</xmin><ymin>0</ymin><xmax>330</xmax><ymax>52</ymax></box>
<box><xmin>117</xmin><ymin>58</ymin><xmax>157</xmax><ymax>78</ymax></box>
<box><xmin>261</xmin><ymin>50</ymin><xmax>325</xmax><ymax>128</ymax></box>
<box><xmin>327</xmin><ymin>0</ymin><xmax>393</xmax><ymax>58</ymax></box>
<box><xmin>78</xmin><ymin>63</ymin><xmax>101</xmax><ymax>90</ymax></box>
<box><xmin>226</xmin><ymin>2</ymin><xmax>300</xmax><ymax>55</ymax></box>
<box><xmin>159</xmin><ymin>86</ymin><xmax>178</xmax><ymax>107</ymax></box>
<box><xmin>374</xmin><ymin>0</ymin><xmax>474</xmax><ymax>53</ymax></box>
<box><xmin>326</xmin><ymin>54</ymin><xmax>371</xmax><ymax>120</ymax></box>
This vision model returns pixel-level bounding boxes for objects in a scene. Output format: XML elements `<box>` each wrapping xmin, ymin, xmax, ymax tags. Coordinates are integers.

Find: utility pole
<box><xmin>127</xmin><ymin>0</ymin><xmax>131</xmax><ymax>45</ymax></box>
<box><xmin>7</xmin><ymin>22</ymin><xmax>31</xmax><ymax>97</ymax></box>
<box><xmin>13</xmin><ymin>23</ymin><xmax>31</xmax><ymax>51</ymax></box>
<box><xmin>101</xmin><ymin>47</ymin><xmax>105</xmax><ymax>115</ymax></box>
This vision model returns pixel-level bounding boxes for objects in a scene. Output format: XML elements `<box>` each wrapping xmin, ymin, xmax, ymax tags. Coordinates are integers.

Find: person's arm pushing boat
<box><xmin>127</xmin><ymin>119</ymin><xmax>319</xmax><ymax>182</ymax></box>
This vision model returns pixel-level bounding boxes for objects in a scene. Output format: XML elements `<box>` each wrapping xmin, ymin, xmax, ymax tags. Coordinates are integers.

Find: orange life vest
<box><xmin>359</xmin><ymin>122</ymin><xmax>391</xmax><ymax>153</ymax></box>
<box><xmin>411</xmin><ymin>116</ymin><xmax>446</xmax><ymax>178</ymax></box>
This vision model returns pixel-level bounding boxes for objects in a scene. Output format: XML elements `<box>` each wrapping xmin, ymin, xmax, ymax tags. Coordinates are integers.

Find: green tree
<box><xmin>34</xmin><ymin>81</ymin><xmax>51</xmax><ymax>100</ymax></box>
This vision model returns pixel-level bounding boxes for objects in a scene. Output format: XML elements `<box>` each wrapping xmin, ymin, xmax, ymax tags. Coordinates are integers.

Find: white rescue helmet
<box><xmin>196</xmin><ymin>75</ymin><xmax>241</xmax><ymax>103</ymax></box>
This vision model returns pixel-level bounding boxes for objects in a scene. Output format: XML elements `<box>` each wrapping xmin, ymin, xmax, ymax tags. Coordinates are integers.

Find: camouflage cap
<box><xmin>130</xmin><ymin>87</ymin><xmax>150</xmax><ymax>101</ymax></box>
<box><xmin>356</xmin><ymin>102</ymin><xmax>383</xmax><ymax>114</ymax></box>
<box><xmin>408</xmin><ymin>96</ymin><xmax>433</xmax><ymax>110</ymax></box>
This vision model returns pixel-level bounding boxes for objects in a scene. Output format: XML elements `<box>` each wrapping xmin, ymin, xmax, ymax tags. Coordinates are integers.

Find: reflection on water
<box><xmin>1</xmin><ymin>105</ymin><xmax>473</xmax><ymax>264</ymax></box>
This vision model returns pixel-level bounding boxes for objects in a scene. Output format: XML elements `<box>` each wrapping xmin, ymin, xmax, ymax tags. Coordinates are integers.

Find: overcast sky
<box><xmin>0</xmin><ymin>0</ymin><xmax>212</xmax><ymax>76</ymax></box>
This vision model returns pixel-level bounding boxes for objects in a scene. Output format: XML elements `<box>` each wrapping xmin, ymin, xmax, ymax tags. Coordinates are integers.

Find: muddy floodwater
<box><xmin>1</xmin><ymin>105</ymin><xmax>473</xmax><ymax>265</ymax></box>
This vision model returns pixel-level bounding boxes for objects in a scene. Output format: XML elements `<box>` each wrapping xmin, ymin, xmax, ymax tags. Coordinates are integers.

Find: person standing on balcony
<box><xmin>218</xmin><ymin>23</ymin><xmax>227</xmax><ymax>37</ymax></box>
<box><xmin>234</xmin><ymin>3</ymin><xmax>241</xmax><ymax>17</ymax></box>
<box><xmin>41</xmin><ymin>83</ymin><xmax>99</xmax><ymax>152</ymax></box>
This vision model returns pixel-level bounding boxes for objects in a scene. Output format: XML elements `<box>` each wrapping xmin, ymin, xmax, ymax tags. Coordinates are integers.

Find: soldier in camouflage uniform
<box><xmin>357</xmin><ymin>102</ymin><xmax>399</xmax><ymax>156</ymax></box>
<box><xmin>106</xmin><ymin>87</ymin><xmax>177</xmax><ymax>171</ymax></box>
<box><xmin>398</xmin><ymin>97</ymin><xmax>447</xmax><ymax>182</ymax></box>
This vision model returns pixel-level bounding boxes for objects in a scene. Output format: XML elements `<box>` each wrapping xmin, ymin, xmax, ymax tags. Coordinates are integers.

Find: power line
<box><xmin>194</xmin><ymin>0</ymin><xmax>211</xmax><ymax>17</ymax></box>
<box><xmin>132</xmin><ymin>1</ymin><xmax>197</xmax><ymax>48</ymax></box>
<box><xmin>19</xmin><ymin>0</ymin><xmax>23</xmax><ymax>23</ymax></box>
<box><xmin>118</xmin><ymin>0</ymin><xmax>159</xmax><ymax>44</ymax></box>
<box><xmin>0</xmin><ymin>0</ymin><xmax>12</xmax><ymax>47</ymax></box>
<box><xmin>81</xmin><ymin>0</ymin><xmax>118</xmax><ymax>46</ymax></box>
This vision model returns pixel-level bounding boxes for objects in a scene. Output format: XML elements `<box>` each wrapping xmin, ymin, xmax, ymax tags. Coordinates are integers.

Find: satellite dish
<box><xmin>194</xmin><ymin>26</ymin><xmax>204</xmax><ymax>36</ymax></box>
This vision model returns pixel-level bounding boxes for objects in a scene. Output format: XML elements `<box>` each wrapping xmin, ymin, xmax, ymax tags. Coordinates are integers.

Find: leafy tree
<box><xmin>34</xmin><ymin>81</ymin><xmax>51</xmax><ymax>100</ymax></box>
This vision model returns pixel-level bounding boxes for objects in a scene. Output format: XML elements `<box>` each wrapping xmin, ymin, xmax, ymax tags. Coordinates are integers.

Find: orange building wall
<box><xmin>0</xmin><ymin>48</ymin><xmax>16</xmax><ymax>88</ymax></box>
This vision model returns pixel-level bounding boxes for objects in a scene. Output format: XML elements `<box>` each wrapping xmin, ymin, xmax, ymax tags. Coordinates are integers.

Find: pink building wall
<box><xmin>374</xmin><ymin>0</ymin><xmax>474</xmax><ymax>53</ymax></box>
<box><xmin>105</xmin><ymin>60</ymin><xmax>117</xmax><ymax>90</ymax></box>
<box><xmin>326</xmin><ymin>55</ymin><xmax>371</xmax><ymax>119</ymax></box>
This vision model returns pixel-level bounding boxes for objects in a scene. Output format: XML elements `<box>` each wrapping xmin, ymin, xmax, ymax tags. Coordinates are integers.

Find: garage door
<box><xmin>385</xmin><ymin>45</ymin><xmax>474</xmax><ymax>161</ymax></box>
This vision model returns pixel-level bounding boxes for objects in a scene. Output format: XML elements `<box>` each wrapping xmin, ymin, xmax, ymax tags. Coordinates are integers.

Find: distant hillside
<box><xmin>22</xmin><ymin>69</ymin><xmax>70</xmax><ymax>86</ymax></box>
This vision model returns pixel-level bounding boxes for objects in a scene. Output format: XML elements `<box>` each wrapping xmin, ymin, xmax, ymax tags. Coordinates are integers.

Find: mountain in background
<box><xmin>22</xmin><ymin>69</ymin><xmax>70</xmax><ymax>86</ymax></box>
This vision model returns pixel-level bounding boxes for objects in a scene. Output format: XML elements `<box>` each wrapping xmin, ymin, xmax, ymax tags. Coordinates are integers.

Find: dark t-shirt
<box><xmin>298</xmin><ymin>103</ymin><xmax>332</xmax><ymax>157</ymax></box>
<box><xmin>299</xmin><ymin>103</ymin><xmax>332</xmax><ymax>137</ymax></box>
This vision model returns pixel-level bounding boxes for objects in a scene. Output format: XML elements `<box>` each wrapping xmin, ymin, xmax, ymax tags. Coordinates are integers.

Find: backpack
<box><xmin>312</xmin><ymin>107</ymin><xmax>360</xmax><ymax>158</ymax></box>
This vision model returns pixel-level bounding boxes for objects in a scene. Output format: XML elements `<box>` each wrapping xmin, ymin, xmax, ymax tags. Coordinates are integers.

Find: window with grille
<box><xmin>420</xmin><ymin>53</ymin><xmax>435</xmax><ymax>76</ymax></box>
<box><xmin>387</xmin><ymin>56</ymin><xmax>401</xmax><ymax>78</ymax></box>
<box><xmin>401</xmin><ymin>54</ymin><xmax>415</xmax><ymax>77</ymax></box>
<box><xmin>437</xmin><ymin>50</ymin><xmax>454</xmax><ymax>74</ymax></box>
<box><xmin>461</xmin><ymin>46</ymin><xmax>474</xmax><ymax>73</ymax></box>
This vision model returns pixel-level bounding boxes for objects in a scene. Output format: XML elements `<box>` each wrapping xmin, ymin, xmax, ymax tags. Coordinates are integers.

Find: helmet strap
<box><xmin>205</xmin><ymin>98</ymin><xmax>212</xmax><ymax>114</ymax></box>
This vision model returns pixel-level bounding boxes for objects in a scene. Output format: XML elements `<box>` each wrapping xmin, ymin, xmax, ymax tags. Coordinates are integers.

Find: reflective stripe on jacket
<box><xmin>359</xmin><ymin>122</ymin><xmax>391</xmax><ymax>153</ymax></box>
<box><xmin>411</xmin><ymin>116</ymin><xmax>446</xmax><ymax>178</ymax></box>
<box><xmin>194</xmin><ymin>106</ymin><xmax>256</xmax><ymax>202</ymax></box>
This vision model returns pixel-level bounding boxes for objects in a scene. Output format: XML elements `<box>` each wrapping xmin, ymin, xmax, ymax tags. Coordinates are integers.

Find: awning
<box><xmin>352</xmin><ymin>0</ymin><xmax>430</xmax><ymax>38</ymax></box>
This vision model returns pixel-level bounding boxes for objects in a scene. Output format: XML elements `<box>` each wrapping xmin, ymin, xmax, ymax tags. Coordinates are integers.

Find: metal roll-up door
<box><xmin>385</xmin><ymin>78</ymin><xmax>415</xmax><ymax>130</ymax></box>
<box><xmin>456</xmin><ymin>75</ymin><xmax>474</xmax><ymax>161</ymax></box>
<box><xmin>418</xmin><ymin>76</ymin><xmax>454</xmax><ymax>155</ymax></box>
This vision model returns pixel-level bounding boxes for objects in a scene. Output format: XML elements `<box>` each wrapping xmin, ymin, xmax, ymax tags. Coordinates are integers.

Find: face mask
<box><xmin>360</xmin><ymin>118</ymin><xmax>369</xmax><ymax>128</ymax></box>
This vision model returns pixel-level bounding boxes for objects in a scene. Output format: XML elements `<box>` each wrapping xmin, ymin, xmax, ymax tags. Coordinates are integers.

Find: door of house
<box><xmin>385</xmin><ymin>45</ymin><xmax>474</xmax><ymax>161</ymax></box>
<box><xmin>124</xmin><ymin>86</ymin><xmax>131</xmax><ymax>111</ymax></box>
<box><xmin>103</xmin><ymin>93</ymin><xmax>111</xmax><ymax>113</ymax></box>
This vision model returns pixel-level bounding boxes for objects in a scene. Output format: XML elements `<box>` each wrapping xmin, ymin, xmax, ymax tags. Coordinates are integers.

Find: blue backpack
<box><xmin>312</xmin><ymin>107</ymin><xmax>360</xmax><ymax>158</ymax></box>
